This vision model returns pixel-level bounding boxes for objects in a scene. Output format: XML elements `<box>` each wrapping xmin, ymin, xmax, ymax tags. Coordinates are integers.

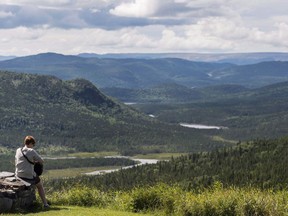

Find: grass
<box><xmin>67</xmin><ymin>151</ymin><xmax>181</xmax><ymax>160</ymax></box>
<box><xmin>31</xmin><ymin>151</ymin><xmax>179</xmax><ymax>179</ymax></box>
<box><xmin>3</xmin><ymin>206</ymin><xmax>154</xmax><ymax>216</ymax></box>
<box><xmin>67</xmin><ymin>151</ymin><xmax>119</xmax><ymax>158</ymax></box>
<box><xmin>3</xmin><ymin>182</ymin><xmax>288</xmax><ymax>215</ymax></box>
<box><xmin>132</xmin><ymin>152</ymin><xmax>187</xmax><ymax>160</ymax></box>
<box><xmin>211</xmin><ymin>135</ymin><xmax>238</xmax><ymax>144</ymax></box>
<box><xmin>45</xmin><ymin>183</ymin><xmax>288</xmax><ymax>216</ymax></box>
<box><xmin>42</xmin><ymin>166</ymin><xmax>121</xmax><ymax>178</ymax></box>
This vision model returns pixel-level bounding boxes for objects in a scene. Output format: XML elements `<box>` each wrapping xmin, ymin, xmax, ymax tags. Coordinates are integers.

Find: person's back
<box><xmin>15</xmin><ymin>146</ymin><xmax>42</xmax><ymax>179</ymax></box>
<box><xmin>15</xmin><ymin>135</ymin><xmax>49</xmax><ymax>209</ymax></box>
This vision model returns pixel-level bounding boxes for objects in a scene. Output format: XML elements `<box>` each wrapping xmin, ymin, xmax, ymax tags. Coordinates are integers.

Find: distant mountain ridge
<box><xmin>78</xmin><ymin>52</ymin><xmax>288</xmax><ymax>65</ymax></box>
<box><xmin>0</xmin><ymin>56</ymin><xmax>15</xmax><ymax>61</ymax></box>
<box><xmin>1</xmin><ymin>52</ymin><xmax>288</xmax><ymax>89</ymax></box>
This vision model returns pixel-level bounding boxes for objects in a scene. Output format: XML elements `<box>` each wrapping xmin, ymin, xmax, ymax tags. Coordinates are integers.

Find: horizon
<box><xmin>1</xmin><ymin>51</ymin><xmax>288</xmax><ymax>58</ymax></box>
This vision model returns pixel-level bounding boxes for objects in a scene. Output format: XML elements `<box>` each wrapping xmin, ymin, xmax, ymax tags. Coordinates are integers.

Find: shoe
<box><xmin>44</xmin><ymin>204</ymin><xmax>50</xmax><ymax>209</ymax></box>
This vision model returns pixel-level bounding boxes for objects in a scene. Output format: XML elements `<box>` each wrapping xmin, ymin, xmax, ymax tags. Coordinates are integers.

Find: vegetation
<box><xmin>2</xmin><ymin>54</ymin><xmax>288</xmax><ymax>215</ymax></box>
<box><xmin>39</xmin><ymin>183</ymin><xmax>288</xmax><ymax>216</ymax></box>
<box><xmin>35</xmin><ymin>137</ymin><xmax>288</xmax><ymax>215</ymax></box>
<box><xmin>2</xmin><ymin>53</ymin><xmax>288</xmax><ymax>89</ymax></box>
<box><xmin>4</xmin><ymin>129</ymin><xmax>288</xmax><ymax>215</ymax></box>
<box><xmin>44</xmin><ymin>137</ymin><xmax>288</xmax><ymax>191</ymax></box>
<box><xmin>7</xmin><ymin>205</ymin><xmax>153</xmax><ymax>216</ymax></box>
<box><xmin>0</xmin><ymin>71</ymin><xmax>224</xmax><ymax>155</ymax></box>
<box><xmin>0</xmin><ymin>154</ymin><xmax>136</xmax><ymax>174</ymax></box>
<box><xmin>133</xmin><ymin>80</ymin><xmax>288</xmax><ymax>141</ymax></box>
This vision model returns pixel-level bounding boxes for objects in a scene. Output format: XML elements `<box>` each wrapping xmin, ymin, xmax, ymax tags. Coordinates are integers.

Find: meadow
<box><xmin>7</xmin><ymin>183</ymin><xmax>288</xmax><ymax>216</ymax></box>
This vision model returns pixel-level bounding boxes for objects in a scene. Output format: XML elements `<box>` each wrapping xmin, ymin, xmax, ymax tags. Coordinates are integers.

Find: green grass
<box><xmin>67</xmin><ymin>151</ymin><xmax>119</xmax><ymax>158</ymax></box>
<box><xmin>132</xmin><ymin>152</ymin><xmax>187</xmax><ymax>160</ymax></box>
<box><xmin>3</xmin><ymin>183</ymin><xmax>288</xmax><ymax>215</ymax></box>
<box><xmin>4</xmin><ymin>206</ymin><xmax>154</xmax><ymax>216</ymax></box>
<box><xmin>211</xmin><ymin>135</ymin><xmax>238</xmax><ymax>144</ymax></box>
<box><xmin>43</xmin><ymin>166</ymin><xmax>121</xmax><ymax>178</ymax></box>
<box><xmin>45</xmin><ymin>183</ymin><xmax>288</xmax><ymax>216</ymax></box>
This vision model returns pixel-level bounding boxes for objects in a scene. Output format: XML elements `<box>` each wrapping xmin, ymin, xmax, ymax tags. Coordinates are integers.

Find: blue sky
<box><xmin>0</xmin><ymin>0</ymin><xmax>287</xmax><ymax>56</ymax></box>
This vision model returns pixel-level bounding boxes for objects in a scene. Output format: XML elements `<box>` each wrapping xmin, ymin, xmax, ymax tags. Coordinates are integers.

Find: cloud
<box><xmin>0</xmin><ymin>0</ymin><xmax>288</xmax><ymax>55</ymax></box>
<box><xmin>0</xmin><ymin>10</ymin><xmax>13</xmax><ymax>18</ymax></box>
<box><xmin>109</xmin><ymin>0</ymin><xmax>160</xmax><ymax>18</ymax></box>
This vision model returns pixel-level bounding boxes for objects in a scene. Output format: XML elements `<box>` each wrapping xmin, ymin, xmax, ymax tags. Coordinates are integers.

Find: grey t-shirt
<box><xmin>15</xmin><ymin>146</ymin><xmax>43</xmax><ymax>179</ymax></box>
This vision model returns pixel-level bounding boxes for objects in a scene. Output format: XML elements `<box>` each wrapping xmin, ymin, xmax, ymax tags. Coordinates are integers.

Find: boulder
<box><xmin>0</xmin><ymin>171</ymin><xmax>36</xmax><ymax>213</ymax></box>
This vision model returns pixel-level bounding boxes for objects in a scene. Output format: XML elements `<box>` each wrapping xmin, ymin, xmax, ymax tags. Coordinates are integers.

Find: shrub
<box><xmin>50</xmin><ymin>185</ymin><xmax>108</xmax><ymax>207</ymax></box>
<box><xmin>117</xmin><ymin>183</ymin><xmax>181</xmax><ymax>214</ymax></box>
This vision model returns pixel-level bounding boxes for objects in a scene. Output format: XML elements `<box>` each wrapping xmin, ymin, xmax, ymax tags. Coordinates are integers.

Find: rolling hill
<box><xmin>78</xmin><ymin>52</ymin><xmax>288</xmax><ymax>65</ymax></box>
<box><xmin>101</xmin><ymin>83</ymin><xmax>249</xmax><ymax>103</ymax></box>
<box><xmin>0</xmin><ymin>71</ymin><xmax>222</xmax><ymax>155</ymax></box>
<box><xmin>0</xmin><ymin>53</ymin><xmax>231</xmax><ymax>89</ymax></box>
<box><xmin>1</xmin><ymin>53</ymin><xmax>288</xmax><ymax>90</ymax></box>
<box><xmin>133</xmin><ymin>80</ymin><xmax>288</xmax><ymax>141</ymax></box>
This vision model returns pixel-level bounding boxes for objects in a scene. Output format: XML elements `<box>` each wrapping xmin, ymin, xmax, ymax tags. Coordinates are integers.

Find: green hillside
<box><xmin>0</xmin><ymin>71</ymin><xmax>222</xmax><ymax>155</ymax></box>
<box><xmin>46</xmin><ymin>136</ymin><xmax>288</xmax><ymax>191</ymax></box>
<box><xmin>101</xmin><ymin>83</ymin><xmax>205</xmax><ymax>103</ymax></box>
<box><xmin>102</xmin><ymin>83</ymin><xmax>248</xmax><ymax>103</ymax></box>
<box><xmin>132</xmin><ymin>80</ymin><xmax>288</xmax><ymax>141</ymax></box>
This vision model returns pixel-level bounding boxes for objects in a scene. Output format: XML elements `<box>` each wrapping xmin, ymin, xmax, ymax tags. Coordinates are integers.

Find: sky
<box><xmin>0</xmin><ymin>0</ymin><xmax>288</xmax><ymax>56</ymax></box>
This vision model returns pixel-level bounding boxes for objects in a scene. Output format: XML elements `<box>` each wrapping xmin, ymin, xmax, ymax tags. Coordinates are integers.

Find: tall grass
<box><xmin>48</xmin><ymin>182</ymin><xmax>288</xmax><ymax>215</ymax></box>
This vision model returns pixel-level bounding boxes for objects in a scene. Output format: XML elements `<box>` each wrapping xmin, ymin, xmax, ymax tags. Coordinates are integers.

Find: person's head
<box><xmin>24</xmin><ymin>135</ymin><xmax>36</xmax><ymax>147</ymax></box>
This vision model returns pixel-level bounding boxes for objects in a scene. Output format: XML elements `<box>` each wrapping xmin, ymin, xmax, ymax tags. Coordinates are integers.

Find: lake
<box><xmin>180</xmin><ymin>123</ymin><xmax>228</xmax><ymax>130</ymax></box>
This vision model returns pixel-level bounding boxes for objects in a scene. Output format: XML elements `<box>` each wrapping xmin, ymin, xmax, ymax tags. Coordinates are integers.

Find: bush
<box><xmin>50</xmin><ymin>185</ymin><xmax>108</xmax><ymax>207</ymax></box>
<box><xmin>48</xmin><ymin>183</ymin><xmax>288</xmax><ymax>215</ymax></box>
<box><xmin>114</xmin><ymin>183</ymin><xmax>181</xmax><ymax>214</ymax></box>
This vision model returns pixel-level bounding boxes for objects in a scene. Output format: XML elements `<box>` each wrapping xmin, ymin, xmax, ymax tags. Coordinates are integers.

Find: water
<box><xmin>85</xmin><ymin>157</ymin><xmax>158</xmax><ymax>175</ymax></box>
<box><xmin>180</xmin><ymin>123</ymin><xmax>228</xmax><ymax>130</ymax></box>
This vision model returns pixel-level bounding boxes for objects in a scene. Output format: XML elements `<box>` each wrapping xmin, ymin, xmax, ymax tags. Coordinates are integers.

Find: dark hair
<box><xmin>24</xmin><ymin>135</ymin><xmax>36</xmax><ymax>145</ymax></box>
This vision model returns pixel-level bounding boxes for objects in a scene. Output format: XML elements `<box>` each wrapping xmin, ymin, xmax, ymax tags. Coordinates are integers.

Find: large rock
<box><xmin>0</xmin><ymin>171</ymin><xmax>36</xmax><ymax>213</ymax></box>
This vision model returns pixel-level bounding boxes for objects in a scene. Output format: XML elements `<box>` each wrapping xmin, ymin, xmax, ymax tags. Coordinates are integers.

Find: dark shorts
<box><xmin>18</xmin><ymin>175</ymin><xmax>41</xmax><ymax>185</ymax></box>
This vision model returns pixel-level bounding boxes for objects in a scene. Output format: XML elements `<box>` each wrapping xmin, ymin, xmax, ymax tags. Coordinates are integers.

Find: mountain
<box><xmin>136</xmin><ymin>80</ymin><xmax>288</xmax><ymax>141</ymax></box>
<box><xmin>1</xmin><ymin>53</ymin><xmax>288</xmax><ymax>90</ymax></box>
<box><xmin>102</xmin><ymin>83</ymin><xmax>249</xmax><ymax>103</ymax></box>
<box><xmin>102</xmin><ymin>83</ymin><xmax>204</xmax><ymax>103</ymax></box>
<box><xmin>209</xmin><ymin>61</ymin><xmax>288</xmax><ymax>87</ymax></box>
<box><xmin>0</xmin><ymin>53</ymin><xmax>233</xmax><ymax>89</ymax></box>
<box><xmin>0</xmin><ymin>56</ymin><xmax>15</xmax><ymax>61</ymax></box>
<box><xmin>0</xmin><ymin>71</ymin><xmax>222</xmax><ymax>154</ymax></box>
<box><xmin>78</xmin><ymin>52</ymin><xmax>288</xmax><ymax>65</ymax></box>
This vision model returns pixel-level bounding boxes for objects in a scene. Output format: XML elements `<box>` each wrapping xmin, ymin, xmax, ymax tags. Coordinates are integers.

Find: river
<box><xmin>85</xmin><ymin>157</ymin><xmax>159</xmax><ymax>175</ymax></box>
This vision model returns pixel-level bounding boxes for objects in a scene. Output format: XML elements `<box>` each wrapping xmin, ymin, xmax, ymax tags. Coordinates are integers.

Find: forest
<box><xmin>44</xmin><ymin>136</ymin><xmax>288</xmax><ymax>192</ymax></box>
<box><xmin>25</xmin><ymin>136</ymin><xmax>288</xmax><ymax>215</ymax></box>
<box><xmin>0</xmin><ymin>71</ymin><xmax>224</xmax><ymax>155</ymax></box>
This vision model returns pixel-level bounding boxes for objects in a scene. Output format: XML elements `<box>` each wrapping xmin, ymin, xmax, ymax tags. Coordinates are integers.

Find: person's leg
<box><xmin>36</xmin><ymin>180</ymin><xmax>49</xmax><ymax>207</ymax></box>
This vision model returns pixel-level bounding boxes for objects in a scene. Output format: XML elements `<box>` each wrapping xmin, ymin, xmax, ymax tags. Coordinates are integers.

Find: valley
<box><xmin>1</xmin><ymin>53</ymin><xmax>288</xmax><ymax>215</ymax></box>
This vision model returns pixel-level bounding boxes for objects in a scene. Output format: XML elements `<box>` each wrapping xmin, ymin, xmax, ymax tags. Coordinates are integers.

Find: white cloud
<box><xmin>109</xmin><ymin>0</ymin><xmax>160</xmax><ymax>18</ymax></box>
<box><xmin>0</xmin><ymin>0</ymin><xmax>288</xmax><ymax>55</ymax></box>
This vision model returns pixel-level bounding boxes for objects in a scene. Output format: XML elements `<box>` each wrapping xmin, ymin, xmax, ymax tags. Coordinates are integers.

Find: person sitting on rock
<box><xmin>15</xmin><ymin>135</ymin><xmax>49</xmax><ymax>208</ymax></box>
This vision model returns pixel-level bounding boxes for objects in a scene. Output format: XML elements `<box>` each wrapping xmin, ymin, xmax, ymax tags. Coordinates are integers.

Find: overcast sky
<box><xmin>0</xmin><ymin>0</ymin><xmax>287</xmax><ymax>56</ymax></box>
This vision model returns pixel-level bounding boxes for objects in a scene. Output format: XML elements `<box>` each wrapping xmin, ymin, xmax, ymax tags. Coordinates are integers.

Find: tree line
<box><xmin>45</xmin><ymin>136</ymin><xmax>288</xmax><ymax>192</ymax></box>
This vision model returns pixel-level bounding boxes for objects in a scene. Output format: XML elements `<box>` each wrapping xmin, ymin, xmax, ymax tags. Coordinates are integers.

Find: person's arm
<box><xmin>32</xmin><ymin>150</ymin><xmax>44</xmax><ymax>164</ymax></box>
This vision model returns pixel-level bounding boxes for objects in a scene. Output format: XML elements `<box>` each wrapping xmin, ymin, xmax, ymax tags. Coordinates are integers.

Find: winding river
<box><xmin>85</xmin><ymin>157</ymin><xmax>159</xmax><ymax>175</ymax></box>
